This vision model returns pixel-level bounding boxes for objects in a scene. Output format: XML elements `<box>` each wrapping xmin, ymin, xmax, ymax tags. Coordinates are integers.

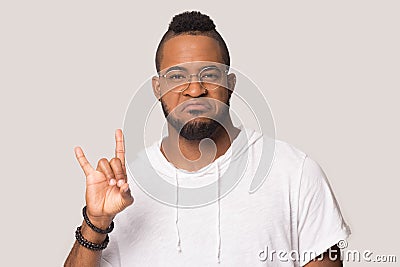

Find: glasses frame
<box><xmin>159</xmin><ymin>66</ymin><xmax>229</xmax><ymax>93</ymax></box>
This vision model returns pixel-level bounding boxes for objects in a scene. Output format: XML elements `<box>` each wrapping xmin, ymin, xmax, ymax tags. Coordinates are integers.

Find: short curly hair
<box><xmin>155</xmin><ymin>11</ymin><xmax>230</xmax><ymax>72</ymax></box>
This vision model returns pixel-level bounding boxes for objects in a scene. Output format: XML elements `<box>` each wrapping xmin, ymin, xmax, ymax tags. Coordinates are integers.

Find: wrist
<box><xmin>84</xmin><ymin>206</ymin><xmax>115</xmax><ymax>230</ymax></box>
<box><xmin>86</xmin><ymin>214</ymin><xmax>114</xmax><ymax>230</ymax></box>
<box><xmin>73</xmin><ymin>206</ymin><xmax>114</xmax><ymax>251</ymax></box>
<box><xmin>83</xmin><ymin>207</ymin><xmax>115</xmax><ymax>235</ymax></box>
<box><xmin>81</xmin><ymin>220</ymin><xmax>108</xmax><ymax>244</ymax></box>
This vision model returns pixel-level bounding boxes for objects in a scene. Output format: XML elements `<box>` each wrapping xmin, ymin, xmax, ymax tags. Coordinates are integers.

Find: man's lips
<box><xmin>181</xmin><ymin>100</ymin><xmax>211</xmax><ymax>112</ymax></box>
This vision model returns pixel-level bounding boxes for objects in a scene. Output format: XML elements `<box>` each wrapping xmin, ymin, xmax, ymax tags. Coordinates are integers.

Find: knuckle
<box><xmin>127</xmin><ymin>197</ymin><xmax>134</xmax><ymax>206</ymax></box>
<box><xmin>82</xmin><ymin>162</ymin><xmax>91</xmax><ymax>169</ymax></box>
<box><xmin>106</xmin><ymin>172</ymin><xmax>115</xmax><ymax>179</ymax></box>
<box><xmin>98</xmin><ymin>158</ymin><xmax>109</xmax><ymax>164</ymax></box>
<box><xmin>115</xmin><ymin>171</ymin><xmax>126</xmax><ymax>179</ymax></box>
<box><xmin>115</xmin><ymin>148</ymin><xmax>125</xmax><ymax>153</ymax></box>
<box><xmin>110</xmin><ymin>157</ymin><xmax>121</xmax><ymax>165</ymax></box>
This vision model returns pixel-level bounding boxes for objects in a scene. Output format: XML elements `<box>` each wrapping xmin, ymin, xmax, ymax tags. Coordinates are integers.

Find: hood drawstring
<box><xmin>216</xmin><ymin>162</ymin><xmax>222</xmax><ymax>264</ymax></box>
<box><xmin>175</xmin><ymin>169</ymin><xmax>182</xmax><ymax>252</ymax></box>
<box><xmin>174</xmin><ymin>163</ymin><xmax>222</xmax><ymax>263</ymax></box>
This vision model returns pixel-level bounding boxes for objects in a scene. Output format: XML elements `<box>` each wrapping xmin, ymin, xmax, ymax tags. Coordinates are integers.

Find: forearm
<box><xmin>64</xmin><ymin>220</ymin><xmax>107</xmax><ymax>267</ymax></box>
<box><xmin>67</xmin><ymin>130</ymin><xmax>133</xmax><ymax>266</ymax></box>
<box><xmin>304</xmin><ymin>245</ymin><xmax>343</xmax><ymax>267</ymax></box>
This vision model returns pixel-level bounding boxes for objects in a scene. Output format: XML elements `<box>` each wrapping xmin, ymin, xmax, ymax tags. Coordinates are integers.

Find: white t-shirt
<box><xmin>101</xmin><ymin>128</ymin><xmax>351</xmax><ymax>266</ymax></box>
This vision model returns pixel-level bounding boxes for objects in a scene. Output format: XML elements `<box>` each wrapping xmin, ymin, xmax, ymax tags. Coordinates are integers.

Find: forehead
<box><xmin>159</xmin><ymin>35</ymin><xmax>224</xmax><ymax>72</ymax></box>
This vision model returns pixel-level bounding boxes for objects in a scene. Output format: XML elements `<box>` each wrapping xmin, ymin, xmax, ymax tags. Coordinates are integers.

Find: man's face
<box><xmin>153</xmin><ymin>35</ymin><xmax>235</xmax><ymax>140</ymax></box>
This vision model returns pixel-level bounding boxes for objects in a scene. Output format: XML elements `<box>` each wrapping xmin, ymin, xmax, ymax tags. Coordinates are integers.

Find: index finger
<box><xmin>115</xmin><ymin>129</ymin><xmax>125</xmax><ymax>166</ymax></box>
<box><xmin>74</xmin><ymin>146</ymin><xmax>94</xmax><ymax>176</ymax></box>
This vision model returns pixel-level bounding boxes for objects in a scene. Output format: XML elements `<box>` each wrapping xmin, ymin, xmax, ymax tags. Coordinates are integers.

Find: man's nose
<box><xmin>182</xmin><ymin>76</ymin><xmax>207</xmax><ymax>97</ymax></box>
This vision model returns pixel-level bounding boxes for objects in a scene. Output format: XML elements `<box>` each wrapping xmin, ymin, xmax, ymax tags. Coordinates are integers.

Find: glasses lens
<box><xmin>164</xmin><ymin>70</ymin><xmax>189</xmax><ymax>92</ymax></box>
<box><xmin>162</xmin><ymin>67</ymin><xmax>226</xmax><ymax>93</ymax></box>
<box><xmin>200</xmin><ymin>67</ymin><xmax>223</xmax><ymax>90</ymax></box>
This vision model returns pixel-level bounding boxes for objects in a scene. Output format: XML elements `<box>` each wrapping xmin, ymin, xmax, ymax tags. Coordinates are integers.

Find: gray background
<box><xmin>1</xmin><ymin>1</ymin><xmax>399</xmax><ymax>266</ymax></box>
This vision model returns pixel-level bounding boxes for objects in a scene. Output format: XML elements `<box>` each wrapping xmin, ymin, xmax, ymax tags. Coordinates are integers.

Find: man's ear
<box><xmin>227</xmin><ymin>73</ymin><xmax>236</xmax><ymax>96</ymax></box>
<box><xmin>152</xmin><ymin>76</ymin><xmax>161</xmax><ymax>101</ymax></box>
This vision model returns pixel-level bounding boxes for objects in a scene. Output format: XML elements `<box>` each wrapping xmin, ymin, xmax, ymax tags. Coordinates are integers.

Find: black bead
<box><xmin>82</xmin><ymin>206</ymin><xmax>114</xmax><ymax>234</ymax></box>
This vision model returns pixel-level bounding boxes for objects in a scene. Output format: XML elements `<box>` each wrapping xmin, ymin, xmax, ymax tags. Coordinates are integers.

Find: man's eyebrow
<box><xmin>164</xmin><ymin>64</ymin><xmax>222</xmax><ymax>74</ymax></box>
<box><xmin>199</xmin><ymin>64</ymin><xmax>221</xmax><ymax>70</ymax></box>
<box><xmin>164</xmin><ymin>66</ymin><xmax>186</xmax><ymax>73</ymax></box>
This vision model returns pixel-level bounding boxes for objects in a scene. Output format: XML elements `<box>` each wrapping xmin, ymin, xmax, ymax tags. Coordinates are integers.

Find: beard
<box><xmin>161</xmin><ymin>98</ymin><xmax>230</xmax><ymax>141</ymax></box>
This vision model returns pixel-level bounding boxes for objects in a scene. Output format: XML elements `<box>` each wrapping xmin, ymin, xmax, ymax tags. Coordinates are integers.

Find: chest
<box><xmin>115</xmin><ymin>177</ymin><xmax>299</xmax><ymax>266</ymax></box>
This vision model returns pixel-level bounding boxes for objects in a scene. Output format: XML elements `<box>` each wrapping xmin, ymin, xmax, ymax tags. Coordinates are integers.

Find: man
<box><xmin>65</xmin><ymin>11</ymin><xmax>350</xmax><ymax>266</ymax></box>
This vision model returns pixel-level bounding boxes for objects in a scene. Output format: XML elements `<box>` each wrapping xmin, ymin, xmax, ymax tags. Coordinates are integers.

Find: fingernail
<box><xmin>109</xmin><ymin>179</ymin><xmax>116</xmax><ymax>186</ymax></box>
<box><xmin>117</xmin><ymin>180</ymin><xmax>124</xmax><ymax>187</ymax></box>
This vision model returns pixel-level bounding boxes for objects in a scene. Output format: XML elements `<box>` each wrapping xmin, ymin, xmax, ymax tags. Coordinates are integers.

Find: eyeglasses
<box><xmin>159</xmin><ymin>66</ymin><xmax>229</xmax><ymax>93</ymax></box>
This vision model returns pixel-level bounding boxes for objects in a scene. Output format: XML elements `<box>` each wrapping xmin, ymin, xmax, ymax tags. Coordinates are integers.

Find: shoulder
<box><xmin>271</xmin><ymin>139</ymin><xmax>330</xmax><ymax>188</ymax></box>
<box><xmin>271</xmin><ymin>139</ymin><xmax>308</xmax><ymax>175</ymax></box>
<box><xmin>274</xmin><ymin>139</ymin><xmax>307</xmax><ymax>160</ymax></box>
<box><xmin>243</xmin><ymin>135</ymin><xmax>311</xmax><ymax>193</ymax></box>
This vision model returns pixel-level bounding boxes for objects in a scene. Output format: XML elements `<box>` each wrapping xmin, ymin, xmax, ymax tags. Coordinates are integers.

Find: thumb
<box><xmin>119</xmin><ymin>183</ymin><xmax>134</xmax><ymax>206</ymax></box>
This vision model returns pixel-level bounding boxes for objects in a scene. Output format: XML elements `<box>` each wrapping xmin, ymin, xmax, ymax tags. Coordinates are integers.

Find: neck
<box><xmin>160</xmin><ymin>117</ymin><xmax>240</xmax><ymax>172</ymax></box>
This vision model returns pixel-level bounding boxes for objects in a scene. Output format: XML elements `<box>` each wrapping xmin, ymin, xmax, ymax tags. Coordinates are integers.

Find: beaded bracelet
<box><xmin>82</xmin><ymin>206</ymin><xmax>114</xmax><ymax>234</ymax></box>
<box><xmin>75</xmin><ymin>226</ymin><xmax>109</xmax><ymax>251</ymax></box>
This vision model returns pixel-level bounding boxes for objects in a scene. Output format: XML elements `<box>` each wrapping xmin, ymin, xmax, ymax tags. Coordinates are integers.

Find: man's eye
<box><xmin>201</xmin><ymin>73</ymin><xmax>220</xmax><ymax>80</ymax></box>
<box><xmin>169</xmin><ymin>74</ymin><xmax>185</xmax><ymax>80</ymax></box>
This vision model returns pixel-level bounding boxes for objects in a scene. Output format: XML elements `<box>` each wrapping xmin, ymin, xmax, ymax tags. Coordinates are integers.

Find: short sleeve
<box><xmin>100</xmin><ymin>258</ymin><xmax>113</xmax><ymax>267</ymax></box>
<box><xmin>100</xmin><ymin>231</ymin><xmax>121</xmax><ymax>267</ymax></box>
<box><xmin>297</xmin><ymin>156</ymin><xmax>351</xmax><ymax>266</ymax></box>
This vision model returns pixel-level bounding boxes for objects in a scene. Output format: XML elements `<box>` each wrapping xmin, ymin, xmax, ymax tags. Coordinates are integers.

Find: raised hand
<box><xmin>74</xmin><ymin>129</ymin><xmax>134</xmax><ymax>228</ymax></box>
